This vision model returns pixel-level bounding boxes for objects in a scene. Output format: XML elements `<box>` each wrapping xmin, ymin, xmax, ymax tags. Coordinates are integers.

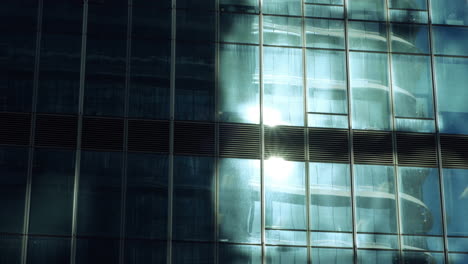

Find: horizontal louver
<box><xmin>265</xmin><ymin>126</ymin><xmax>305</xmax><ymax>161</ymax></box>
<box><xmin>128</xmin><ymin>120</ymin><xmax>169</xmax><ymax>153</ymax></box>
<box><xmin>309</xmin><ymin>128</ymin><xmax>349</xmax><ymax>163</ymax></box>
<box><xmin>396</xmin><ymin>133</ymin><xmax>437</xmax><ymax>167</ymax></box>
<box><xmin>219</xmin><ymin>123</ymin><xmax>260</xmax><ymax>159</ymax></box>
<box><xmin>0</xmin><ymin>112</ymin><xmax>31</xmax><ymax>146</ymax></box>
<box><xmin>440</xmin><ymin>134</ymin><xmax>468</xmax><ymax>169</ymax></box>
<box><xmin>353</xmin><ymin>130</ymin><xmax>393</xmax><ymax>165</ymax></box>
<box><xmin>35</xmin><ymin>114</ymin><xmax>78</xmax><ymax>149</ymax></box>
<box><xmin>82</xmin><ymin>117</ymin><xmax>124</xmax><ymax>151</ymax></box>
<box><xmin>174</xmin><ymin>122</ymin><xmax>215</xmax><ymax>156</ymax></box>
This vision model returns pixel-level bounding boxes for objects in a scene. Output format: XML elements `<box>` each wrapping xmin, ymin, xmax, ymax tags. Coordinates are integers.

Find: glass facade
<box><xmin>0</xmin><ymin>0</ymin><xmax>467</xmax><ymax>263</ymax></box>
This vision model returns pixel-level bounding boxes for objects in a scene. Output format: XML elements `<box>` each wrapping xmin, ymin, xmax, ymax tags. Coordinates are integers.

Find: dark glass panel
<box><xmin>220</xmin><ymin>13</ymin><xmax>259</xmax><ymax>44</ymax></box>
<box><xmin>220</xmin><ymin>0</ymin><xmax>259</xmax><ymax>13</ymax></box>
<box><xmin>29</xmin><ymin>149</ymin><xmax>75</xmax><ymax>235</ymax></box>
<box><xmin>357</xmin><ymin>250</ymin><xmax>399</xmax><ymax>264</ymax></box>
<box><xmin>175</xmin><ymin>43</ymin><xmax>215</xmax><ymax>121</ymax></box>
<box><xmin>219</xmin><ymin>244</ymin><xmax>261</xmax><ymax>264</ymax></box>
<box><xmin>390</xmin><ymin>24</ymin><xmax>429</xmax><ymax>54</ymax></box>
<box><xmin>0</xmin><ymin>147</ymin><xmax>28</xmax><ymax>233</ymax></box>
<box><xmin>125</xmin><ymin>153</ymin><xmax>168</xmax><ymax>240</ymax></box>
<box><xmin>172</xmin><ymin>242</ymin><xmax>214</xmax><ymax>264</ymax></box>
<box><xmin>26</xmin><ymin>237</ymin><xmax>70</xmax><ymax>264</ymax></box>
<box><xmin>177</xmin><ymin>10</ymin><xmax>215</xmax><ymax>42</ymax></box>
<box><xmin>129</xmin><ymin>40</ymin><xmax>170</xmax><ymax>119</ymax></box>
<box><xmin>173</xmin><ymin>156</ymin><xmax>214</xmax><ymax>241</ymax></box>
<box><xmin>37</xmin><ymin>0</ymin><xmax>82</xmax><ymax>114</ymax></box>
<box><xmin>131</xmin><ymin>4</ymin><xmax>170</xmax><ymax>40</ymax></box>
<box><xmin>0</xmin><ymin>235</ymin><xmax>22</xmax><ymax>264</ymax></box>
<box><xmin>77</xmin><ymin>151</ymin><xmax>122</xmax><ymax>237</ymax></box>
<box><xmin>178</xmin><ymin>0</ymin><xmax>215</xmax><ymax>10</ymax></box>
<box><xmin>403</xmin><ymin>252</ymin><xmax>445</xmax><ymax>264</ymax></box>
<box><xmin>125</xmin><ymin>240</ymin><xmax>166</xmax><ymax>264</ymax></box>
<box><xmin>84</xmin><ymin>1</ymin><xmax>127</xmax><ymax>116</ymax></box>
<box><xmin>432</xmin><ymin>26</ymin><xmax>468</xmax><ymax>56</ymax></box>
<box><xmin>75</xmin><ymin>238</ymin><xmax>119</xmax><ymax>264</ymax></box>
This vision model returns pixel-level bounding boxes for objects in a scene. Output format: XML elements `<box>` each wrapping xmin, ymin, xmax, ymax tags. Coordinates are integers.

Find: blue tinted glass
<box><xmin>348</xmin><ymin>0</ymin><xmax>386</xmax><ymax>21</ymax></box>
<box><xmin>348</xmin><ymin>21</ymin><xmax>387</xmax><ymax>52</ymax></box>
<box><xmin>432</xmin><ymin>26</ymin><xmax>468</xmax><ymax>56</ymax></box>
<box><xmin>390</xmin><ymin>0</ymin><xmax>426</xmax><ymax>9</ymax></box>
<box><xmin>311</xmin><ymin>232</ymin><xmax>353</xmax><ymax>248</ymax></box>
<box><xmin>311</xmin><ymin>248</ymin><xmax>353</xmax><ymax>263</ymax></box>
<box><xmin>443</xmin><ymin>169</ymin><xmax>468</xmax><ymax>236</ymax></box>
<box><xmin>263</xmin><ymin>0</ymin><xmax>301</xmax><ymax>16</ymax></box>
<box><xmin>218</xmin><ymin>244</ymin><xmax>262</xmax><ymax>264</ymax></box>
<box><xmin>263</xmin><ymin>16</ymin><xmax>302</xmax><ymax>47</ymax></box>
<box><xmin>435</xmin><ymin>57</ymin><xmax>468</xmax><ymax>134</ymax></box>
<box><xmin>305</xmin><ymin>4</ymin><xmax>344</xmax><ymax>19</ymax></box>
<box><xmin>306</xmin><ymin>18</ymin><xmax>345</xmax><ymax>49</ymax></box>
<box><xmin>431</xmin><ymin>0</ymin><xmax>468</xmax><ymax>26</ymax></box>
<box><xmin>402</xmin><ymin>235</ymin><xmax>444</xmax><ymax>251</ymax></box>
<box><xmin>220</xmin><ymin>13</ymin><xmax>259</xmax><ymax>44</ymax></box>
<box><xmin>266</xmin><ymin>246</ymin><xmax>307</xmax><ymax>264</ymax></box>
<box><xmin>391</xmin><ymin>24</ymin><xmax>429</xmax><ymax>54</ymax></box>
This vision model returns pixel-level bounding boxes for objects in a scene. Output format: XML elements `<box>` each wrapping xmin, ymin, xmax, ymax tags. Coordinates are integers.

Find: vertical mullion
<box><xmin>20</xmin><ymin>0</ymin><xmax>43</xmax><ymax>263</ymax></box>
<box><xmin>426</xmin><ymin>0</ymin><xmax>450</xmax><ymax>263</ymax></box>
<box><xmin>167</xmin><ymin>0</ymin><xmax>177</xmax><ymax>263</ymax></box>
<box><xmin>384</xmin><ymin>0</ymin><xmax>403</xmax><ymax>262</ymax></box>
<box><xmin>70</xmin><ymin>1</ymin><xmax>88</xmax><ymax>263</ymax></box>
<box><xmin>300</xmin><ymin>0</ymin><xmax>311</xmax><ymax>263</ymax></box>
<box><xmin>214</xmin><ymin>0</ymin><xmax>220</xmax><ymax>262</ymax></box>
<box><xmin>259</xmin><ymin>0</ymin><xmax>265</xmax><ymax>263</ymax></box>
<box><xmin>343</xmin><ymin>0</ymin><xmax>358</xmax><ymax>262</ymax></box>
<box><xmin>118</xmin><ymin>1</ymin><xmax>132</xmax><ymax>263</ymax></box>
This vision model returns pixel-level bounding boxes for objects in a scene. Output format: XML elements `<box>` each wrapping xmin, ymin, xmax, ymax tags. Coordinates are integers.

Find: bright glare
<box><xmin>265</xmin><ymin>157</ymin><xmax>293</xmax><ymax>184</ymax></box>
<box><xmin>245</xmin><ymin>106</ymin><xmax>285</xmax><ymax>127</ymax></box>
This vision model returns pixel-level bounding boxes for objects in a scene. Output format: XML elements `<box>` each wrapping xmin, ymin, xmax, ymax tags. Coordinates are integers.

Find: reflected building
<box><xmin>1</xmin><ymin>0</ymin><xmax>468</xmax><ymax>264</ymax></box>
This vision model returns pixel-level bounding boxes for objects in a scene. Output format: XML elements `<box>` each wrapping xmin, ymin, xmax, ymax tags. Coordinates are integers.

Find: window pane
<box><xmin>173</xmin><ymin>156</ymin><xmax>214</xmax><ymax>241</ymax></box>
<box><xmin>37</xmin><ymin>1</ymin><xmax>82</xmax><ymax>114</ymax></box>
<box><xmin>266</xmin><ymin>230</ymin><xmax>307</xmax><ymax>246</ymax></box>
<box><xmin>125</xmin><ymin>153</ymin><xmax>167</xmax><ymax>240</ymax></box>
<box><xmin>310</xmin><ymin>163</ymin><xmax>352</xmax><ymax>232</ymax></box>
<box><xmin>220</xmin><ymin>13</ymin><xmax>259</xmax><ymax>44</ymax></box>
<box><xmin>29</xmin><ymin>149</ymin><xmax>75</xmax><ymax>235</ymax></box>
<box><xmin>311</xmin><ymin>248</ymin><xmax>353</xmax><ymax>264</ymax></box>
<box><xmin>357</xmin><ymin>234</ymin><xmax>399</xmax><ymax>249</ymax></box>
<box><xmin>306</xmin><ymin>18</ymin><xmax>345</xmax><ymax>49</ymax></box>
<box><xmin>357</xmin><ymin>250</ymin><xmax>399</xmax><ymax>264</ymax></box>
<box><xmin>392</xmin><ymin>55</ymin><xmax>433</xmax><ymax>119</ymax></box>
<box><xmin>263</xmin><ymin>47</ymin><xmax>303</xmax><ymax>126</ymax></box>
<box><xmin>0</xmin><ymin>235</ymin><xmax>22</xmax><ymax>264</ymax></box>
<box><xmin>129</xmin><ymin>40</ymin><xmax>170</xmax><ymax>119</ymax></box>
<box><xmin>350</xmin><ymin>52</ymin><xmax>390</xmax><ymax>130</ymax></box>
<box><xmin>432</xmin><ymin>26</ymin><xmax>468</xmax><ymax>56</ymax></box>
<box><xmin>389</xmin><ymin>10</ymin><xmax>428</xmax><ymax>24</ymax></box>
<box><xmin>77</xmin><ymin>151</ymin><xmax>122</xmax><ymax>237</ymax></box>
<box><xmin>84</xmin><ymin>3</ymin><xmax>127</xmax><ymax>116</ymax></box>
<box><xmin>75</xmin><ymin>238</ymin><xmax>119</xmax><ymax>264</ymax></box>
<box><xmin>172</xmin><ymin>242</ymin><xmax>214</xmax><ymax>264</ymax></box>
<box><xmin>389</xmin><ymin>0</ymin><xmax>426</xmax><ymax>10</ymax></box>
<box><xmin>443</xmin><ymin>169</ymin><xmax>468</xmax><ymax>236</ymax></box>
<box><xmin>263</xmin><ymin>0</ymin><xmax>301</xmax><ymax>16</ymax></box>
<box><xmin>266</xmin><ymin>246</ymin><xmax>307</xmax><ymax>264</ymax></box>
<box><xmin>449</xmin><ymin>253</ymin><xmax>468</xmax><ymax>264</ymax></box>
<box><xmin>265</xmin><ymin>160</ymin><xmax>306</xmax><ymax>231</ymax></box>
<box><xmin>354</xmin><ymin>165</ymin><xmax>397</xmax><ymax>233</ymax></box>
<box><xmin>219</xmin><ymin>158</ymin><xmax>260</xmax><ymax>243</ymax></box>
<box><xmin>125</xmin><ymin>240</ymin><xmax>166</xmax><ymax>264</ymax></box>
<box><xmin>395</xmin><ymin>118</ymin><xmax>435</xmax><ymax>133</ymax></box>
<box><xmin>219</xmin><ymin>44</ymin><xmax>259</xmax><ymax>124</ymax></box>
<box><xmin>26</xmin><ymin>237</ymin><xmax>70</xmax><ymax>264</ymax></box>
<box><xmin>306</xmin><ymin>0</ymin><xmax>343</xmax><ymax>4</ymax></box>
<box><xmin>0</xmin><ymin>147</ymin><xmax>28</xmax><ymax>234</ymax></box>
<box><xmin>391</xmin><ymin>24</ymin><xmax>429</xmax><ymax>54</ymax></box>
<box><xmin>307</xmin><ymin>49</ymin><xmax>347</xmax><ymax>114</ymax></box>
<box><xmin>448</xmin><ymin>237</ymin><xmax>468</xmax><ymax>253</ymax></box>
<box><xmin>308</xmin><ymin>114</ymin><xmax>349</xmax><ymax>129</ymax></box>
<box><xmin>176</xmin><ymin>10</ymin><xmax>214</xmax><ymax>42</ymax></box>
<box><xmin>399</xmin><ymin>167</ymin><xmax>442</xmax><ymax>235</ymax></box>
<box><xmin>218</xmin><ymin>244</ymin><xmax>262</xmax><ymax>264</ymax></box>
<box><xmin>431</xmin><ymin>0</ymin><xmax>468</xmax><ymax>26</ymax></box>
<box><xmin>403</xmin><ymin>252</ymin><xmax>445</xmax><ymax>264</ymax></box>
<box><xmin>305</xmin><ymin>4</ymin><xmax>344</xmax><ymax>19</ymax></box>
<box><xmin>435</xmin><ymin>57</ymin><xmax>468</xmax><ymax>134</ymax></box>
<box><xmin>402</xmin><ymin>236</ymin><xmax>444</xmax><ymax>251</ymax></box>
<box><xmin>348</xmin><ymin>0</ymin><xmax>386</xmax><ymax>21</ymax></box>
<box><xmin>311</xmin><ymin>232</ymin><xmax>353</xmax><ymax>248</ymax></box>
<box><xmin>220</xmin><ymin>0</ymin><xmax>259</xmax><ymax>13</ymax></box>
<box><xmin>348</xmin><ymin>21</ymin><xmax>387</xmax><ymax>52</ymax></box>
<box><xmin>263</xmin><ymin>16</ymin><xmax>302</xmax><ymax>47</ymax></box>
<box><xmin>175</xmin><ymin>43</ymin><xmax>215</xmax><ymax>121</ymax></box>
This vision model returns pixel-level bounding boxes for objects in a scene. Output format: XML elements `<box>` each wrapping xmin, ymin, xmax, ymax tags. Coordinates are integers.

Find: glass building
<box><xmin>0</xmin><ymin>0</ymin><xmax>467</xmax><ymax>263</ymax></box>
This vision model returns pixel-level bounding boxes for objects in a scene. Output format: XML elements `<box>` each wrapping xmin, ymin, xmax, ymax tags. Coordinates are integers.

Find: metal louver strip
<box><xmin>440</xmin><ymin>134</ymin><xmax>468</xmax><ymax>169</ymax></box>
<box><xmin>396</xmin><ymin>133</ymin><xmax>437</xmax><ymax>167</ymax></box>
<box><xmin>219</xmin><ymin>123</ymin><xmax>260</xmax><ymax>159</ymax></box>
<box><xmin>0</xmin><ymin>112</ymin><xmax>31</xmax><ymax>146</ymax></box>
<box><xmin>309</xmin><ymin>128</ymin><xmax>349</xmax><ymax>163</ymax></box>
<box><xmin>174</xmin><ymin>121</ymin><xmax>215</xmax><ymax>156</ymax></box>
<box><xmin>82</xmin><ymin>117</ymin><xmax>124</xmax><ymax>151</ymax></box>
<box><xmin>35</xmin><ymin>114</ymin><xmax>78</xmax><ymax>149</ymax></box>
<box><xmin>265</xmin><ymin>126</ymin><xmax>305</xmax><ymax>161</ymax></box>
<box><xmin>353</xmin><ymin>130</ymin><xmax>393</xmax><ymax>165</ymax></box>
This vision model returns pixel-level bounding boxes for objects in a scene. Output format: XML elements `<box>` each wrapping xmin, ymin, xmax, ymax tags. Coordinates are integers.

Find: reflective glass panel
<box><xmin>398</xmin><ymin>167</ymin><xmax>442</xmax><ymax>235</ymax></box>
<box><xmin>357</xmin><ymin>250</ymin><xmax>399</xmax><ymax>264</ymax></box>
<box><xmin>219</xmin><ymin>244</ymin><xmax>262</xmax><ymax>264</ymax></box>
<box><xmin>29</xmin><ymin>149</ymin><xmax>75</xmax><ymax>235</ymax></box>
<box><xmin>220</xmin><ymin>0</ymin><xmax>259</xmax><ymax>13</ymax></box>
<box><xmin>304</xmin><ymin>4</ymin><xmax>344</xmax><ymax>19</ymax></box>
<box><xmin>306</xmin><ymin>0</ymin><xmax>343</xmax><ymax>4</ymax></box>
<box><xmin>448</xmin><ymin>237</ymin><xmax>468</xmax><ymax>253</ymax></box>
<box><xmin>305</xmin><ymin>18</ymin><xmax>345</xmax><ymax>49</ymax></box>
<box><xmin>391</xmin><ymin>24</ymin><xmax>429</xmax><ymax>54</ymax></box>
<box><xmin>389</xmin><ymin>10</ymin><xmax>428</xmax><ymax>24</ymax></box>
<box><xmin>348</xmin><ymin>21</ymin><xmax>387</xmax><ymax>52</ymax></box>
<box><xmin>392</xmin><ymin>55</ymin><xmax>433</xmax><ymax>119</ymax></box>
<box><xmin>172</xmin><ymin>243</ymin><xmax>214</xmax><ymax>264</ymax></box>
<box><xmin>307</xmin><ymin>49</ymin><xmax>347</xmax><ymax>114</ymax></box>
<box><xmin>431</xmin><ymin>0</ymin><xmax>468</xmax><ymax>26</ymax></box>
<box><xmin>389</xmin><ymin>0</ymin><xmax>426</xmax><ymax>9</ymax></box>
<box><xmin>357</xmin><ymin>234</ymin><xmax>399</xmax><ymax>249</ymax></box>
<box><xmin>173</xmin><ymin>156</ymin><xmax>214</xmax><ymax>241</ymax></box>
<box><xmin>26</xmin><ymin>237</ymin><xmax>70</xmax><ymax>264</ymax></box>
<box><xmin>219</xmin><ymin>158</ymin><xmax>261</xmax><ymax>243</ymax></box>
<box><xmin>350</xmin><ymin>52</ymin><xmax>391</xmax><ymax>130</ymax></box>
<box><xmin>395</xmin><ymin>118</ymin><xmax>435</xmax><ymax>133</ymax></box>
<box><xmin>125</xmin><ymin>240</ymin><xmax>166</xmax><ymax>264</ymax></box>
<box><xmin>263</xmin><ymin>47</ymin><xmax>303</xmax><ymax>126</ymax></box>
<box><xmin>432</xmin><ymin>26</ymin><xmax>468</xmax><ymax>56</ymax></box>
<box><xmin>403</xmin><ymin>252</ymin><xmax>445</xmax><ymax>264</ymax></box>
<box><xmin>311</xmin><ymin>232</ymin><xmax>353</xmax><ymax>248</ymax></box>
<box><xmin>435</xmin><ymin>57</ymin><xmax>468</xmax><ymax>134</ymax></box>
<box><xmin>265</xmin><ymin>160</ymin><xmax>306</xmax><ymax>230</ymax></box>
<box><xmin>348</xmin><ymin>0</ymin><xmax>386</xmax><ymax>21</ymax></box>
<box><xmin>310</xmin><ymin>163</ymin><xmax>352</xmax><ymax>232</ymax></box>
<box><xmin>266</xmin><ymin>230</ymin><xmax>307</xmax><ymax>246</ymax></box>
<box><xmin>263</xmin><ymin>16</ymin><xmax>302</xmax><ymax>47</ymax></box>
<box><xmin>0</xmin><ymin>235</ymin><xmax>22</xmax><ymax>264</ymax></box>
<box><xmin>308</xmin><ymin>114</ymin><xmax>349</xmax><ymax>129</ymax></box>
<box><xmin>266</xmin><ymin>246</ymin><xmax>307</xmax><ymax>264</ymax></box>
<box><xmin>220</xmin><ymin>13</ymin><xmax>259</xmax><ymax>44</ymax></box>
<box><xmin>402</xmin><ymin>236</ymin><xmax>444</xmax><ymax>251</ymax></box>
<box><xmin>443</xmin><ymin>169</ymin><xmax>468</xmax><ymax>236</ymax></box>
<box><xmin>263</xmin><ymin>0</ymin><xmax>301</xmax><ymax>16</ymax></box>
<box><xmin>449</xmin><ymin>253</ymin><xmax>468</xmax><ymax>264</ymax></box>
<box><xmin>354</xmin><ymin>165</ymin><xmax>397</xmax><ymax>233</ymax></box>
<box><xmin>219</xmin><ymin>44</ymin><xmax>259</xmax><ymax>124</ymax></box>
<box><xmin>176</xmin><ymin>10</ymin><xmax>214</xmax><ymax>42</ymax></box>
<box><xmin>311</xmin><ymin>248</ymin><xmax>353</xmax><ymax>264</ymax></box>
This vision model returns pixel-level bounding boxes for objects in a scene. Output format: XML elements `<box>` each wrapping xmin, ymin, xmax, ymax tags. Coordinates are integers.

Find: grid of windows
<box><xmin>1</xmin><ymin>0</ymin><xmax>468</xmax><ymax>263</ymax></box>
